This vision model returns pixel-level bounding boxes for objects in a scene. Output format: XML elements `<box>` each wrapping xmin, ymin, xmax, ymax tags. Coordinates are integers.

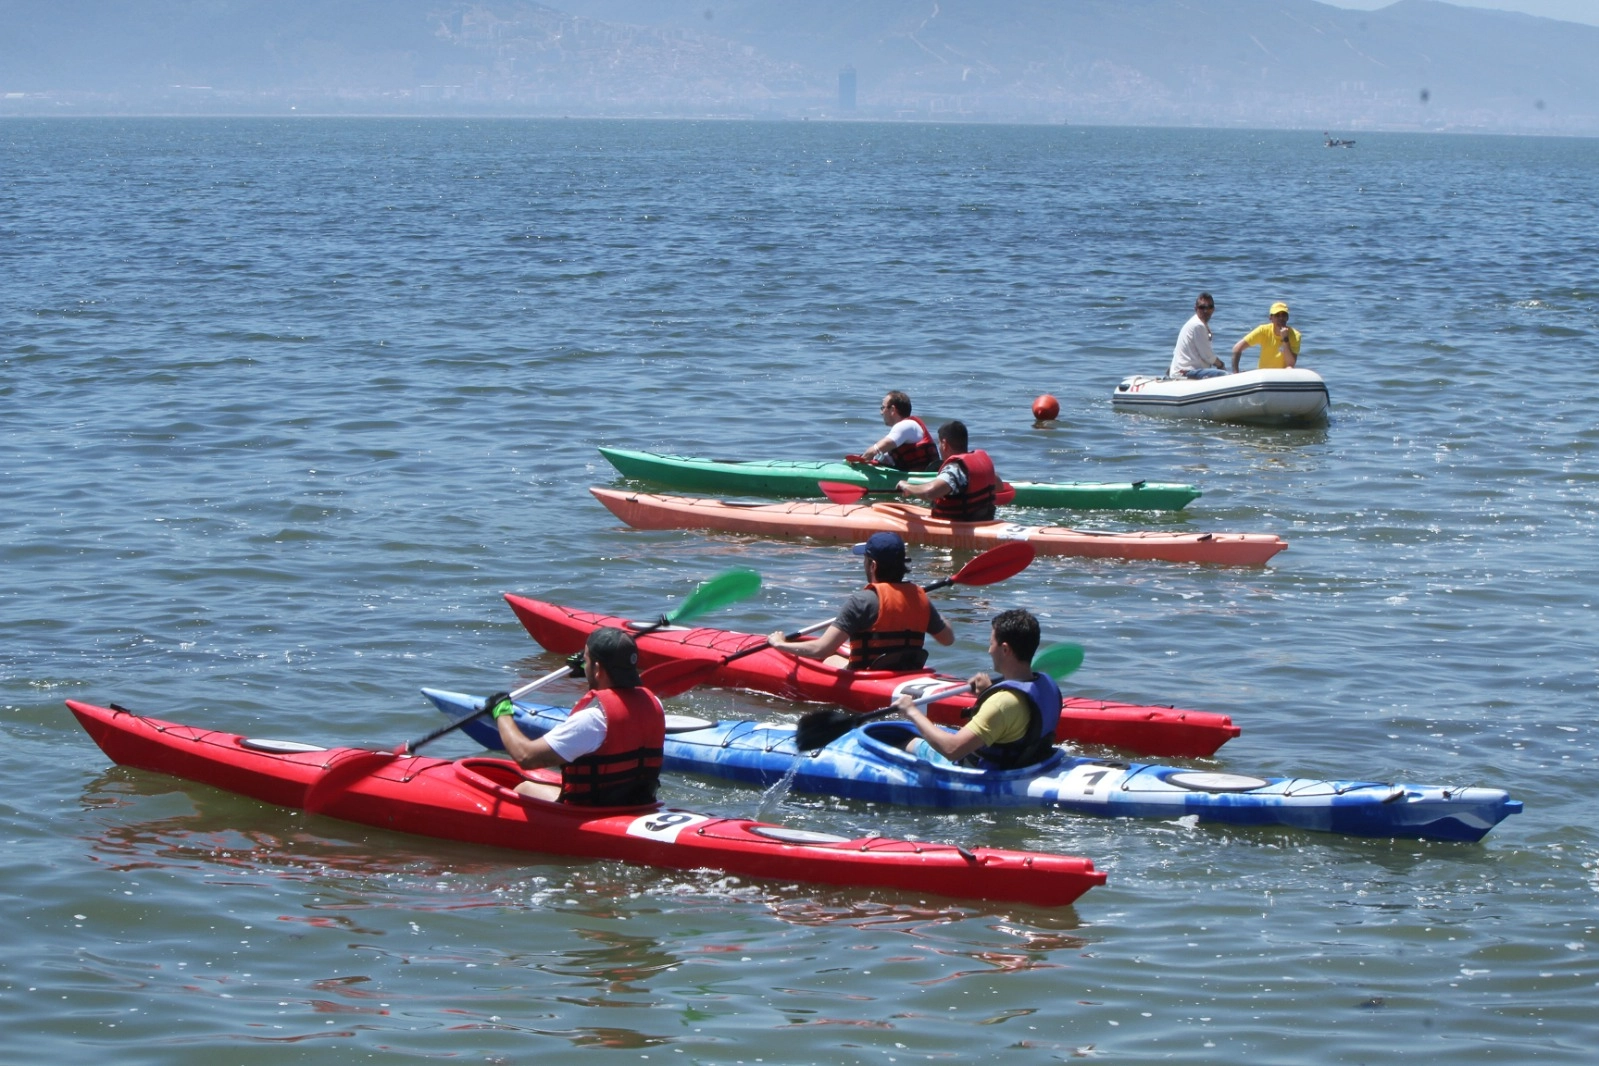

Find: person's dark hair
<box><xmin>992</xmin><ymin>608</ymin><xmax>1041</xmax><ymax>662</ymax></box>
<box><xmin>937</xmin><ymin>420</ymin><xmax>969</xmax><ymax>453</ymax></box>
<box><xmin>871</xmin><ymin>556</ymin><xmax>907</xmax><ymax>583</ymax></box>
<box><xmin>884</xmin><ymin>390</ymin><xmax>912</xmax><ymax>418</ymax></box>
<box><xmin>1195</xmin><ymin>292</ymin><xmax>1214</xmax><ymax>308</ymax></box>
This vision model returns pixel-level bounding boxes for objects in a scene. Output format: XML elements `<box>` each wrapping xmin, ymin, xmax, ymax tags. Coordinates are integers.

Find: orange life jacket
<box><xmin>929</xmin><ymin>450</ymin><xmax>998</xmax><ymax>521</ymax></box>
<box><xmin>847</xmin><ymin>582</ymin><xmax>932</xmax><ymax>671</ymax></box>
<box><xmin>558</xmin><ymin>687</ymin><xmax>666</xmax><ymax>806</ymax></box>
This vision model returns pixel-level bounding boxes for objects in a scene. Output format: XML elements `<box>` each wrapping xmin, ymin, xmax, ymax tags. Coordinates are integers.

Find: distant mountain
<box><xmin>3</xmin><ymin>0</ymin><xmax>1596</xmax><ymax>133</ymax></box>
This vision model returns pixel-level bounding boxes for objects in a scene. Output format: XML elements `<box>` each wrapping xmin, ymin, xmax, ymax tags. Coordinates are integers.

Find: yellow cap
<box><xmin>1269</xmin><ymin>302</ymin><xmax>1289</xmax><ymax>316</ymax></box>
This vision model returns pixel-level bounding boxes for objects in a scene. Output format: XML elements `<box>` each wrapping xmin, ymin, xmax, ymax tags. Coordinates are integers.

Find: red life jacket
<box><xmin>929</xmin><ymin>450</ymin><xmax>998</xmax><ymax>521</ymax></box>
<box><xmin>558</xmin><ymin>687</ymin><xmax>666</xmax><ymax>807</ymax></box>
<box><xmin>888</xmin><ymin>417</ymin><xmax>939</xmax><ymax>472</ymax></box>
<box><xmin>847</xmin><ymin>582</ymin><xmax>932</xmax><ymax>671</ymax></box>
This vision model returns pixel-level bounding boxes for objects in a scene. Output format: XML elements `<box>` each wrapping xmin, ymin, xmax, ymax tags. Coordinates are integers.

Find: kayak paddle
<box><xmin>626</xmin><ymin>567</ymin><xmax>763</xmax><ymax>634</ymax></box>
<box><xmin>818</xmin><ymin>480</ymin><xmax>1018</xmax><ymax>506</ymax></box>
<box><xmin>302</xmin><ymin>568</ymin><xmax>762</xmax><ymax>814</ymax></box>
<box><xmin>642</xmin><ymin>540</ymin><xmax>1035</xmax><ymax>700</ymax></box>
<box><xmin>792</xmin><ymin>641</ymin><xmax>1086</xmax><ymax>752</ymax></box>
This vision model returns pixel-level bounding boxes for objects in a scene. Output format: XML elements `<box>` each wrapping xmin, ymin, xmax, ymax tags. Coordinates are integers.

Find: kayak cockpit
<box><xmin>855</xmin><ymin>722</ymin><xmax>1068</xmax><ymax>778</ymax></box>
<box><xmin>452</xmin><ymin>758</ymin><xmax>662</xmax><ymax>815</ymax></box>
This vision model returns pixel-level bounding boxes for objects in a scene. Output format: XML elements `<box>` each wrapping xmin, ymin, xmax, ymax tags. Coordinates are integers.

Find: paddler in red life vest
<box><xmin>859</xmin><ymin>390</ymin><xmax>939</xmax><ymax>471</ymax></box>
<box><xmin>895</xmin><ymin>419</ymin><xmax>999</xmax><ymax>521</ymax></box>
<box><xmin>484</xmin><ymin>627</ymin><xmax>665</xmax><ymax>805</ymax></box>
<box><xmin>766</xmin><ymin>531</ymin><xmax>955</xmax><ymax>672</ymax></box>
<box><xmin>895</xmin><ymin>608</ymin><xmax>1062</xmax><ymax>770</ymax></box>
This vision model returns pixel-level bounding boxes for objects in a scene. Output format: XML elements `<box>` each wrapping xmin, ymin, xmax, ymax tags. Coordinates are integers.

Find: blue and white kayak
<box><xmin>422</xmin><ymin>689</ymin><xmax>1521</xmax><ymax>843</ymax></box>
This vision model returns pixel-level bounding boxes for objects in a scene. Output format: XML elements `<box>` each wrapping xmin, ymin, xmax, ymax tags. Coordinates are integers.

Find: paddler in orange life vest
<box><xmin>484</xmin><ymin>627</ymin><xmax>665</xmax><ymax>805</ymax></box>
<box><xmin>894</xmin><ymin>608</ymin><xmax>1062</xmax><ymax>770</ymax></box>
<box><xmin>859</xmin><ymin>390</ymin><xmax>939</xmax><ymax>471</ymax></box>
<box><xmin>765</xmin><ymin>531</ymin><xmax>955</xmax><ymax>672</ymax></box>
<box><xmin>895</xmin><ymin>419</ymin><xmax>999</xmax><ymax>521</ymax></box>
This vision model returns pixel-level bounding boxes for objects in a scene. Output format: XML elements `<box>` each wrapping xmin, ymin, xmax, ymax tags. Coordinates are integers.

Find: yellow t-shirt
<box><xmin>966</xmin><ymin>688</ymin><xmax>1031</xmax><ymax>746</ymax></box>
<box><xmin>1241</xmin><ymin>323</ymin><xmax>1301</xmax><ymax>369</ymax></box>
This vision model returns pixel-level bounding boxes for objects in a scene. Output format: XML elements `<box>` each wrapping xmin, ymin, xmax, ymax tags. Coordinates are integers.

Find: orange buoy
<box><xmin>1032</xmin><ymin>394</ymin><xmax>1060</xmax><ymax>421</ymax></box>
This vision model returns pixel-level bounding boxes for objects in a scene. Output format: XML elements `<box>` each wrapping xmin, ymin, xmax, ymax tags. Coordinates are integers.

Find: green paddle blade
<box><xmin>665</xmin><ymin>568</ymin><xmax>761</xmax><ymax>625</ymax></box>
<box><xmin>1034</xmin><ymin>642</ymin><xmax>1085</xmax><ymax>680</ymax></box>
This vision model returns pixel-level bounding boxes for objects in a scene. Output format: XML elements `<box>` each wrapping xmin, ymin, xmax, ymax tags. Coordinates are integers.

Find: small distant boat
<box><xmin>1324</xmin><ymin>132</ymin><xmax>1356</xmax><ymax>148</ymax></box>
<box><xmin>1112</xmin><ymin>368</ymin><xmax>1329</xmax><ymax>427</ymax></box>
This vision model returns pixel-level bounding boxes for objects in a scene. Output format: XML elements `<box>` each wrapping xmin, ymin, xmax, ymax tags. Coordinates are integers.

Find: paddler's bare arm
<box><xmin>769</xmin><ymin>623</ymin><xmax>849</xmax><ymax>660</ymax></box>
<box><xmin>894</xmin><ymin>690</ymin><xmax>987</xmax><ymax>761</ymax></box>
<box><xmin>863</xmin><ymin>433</ymin><xmax>897</xmax><ymax>461</ymax></box>
<box><xmin>495</xmin><ymin>715</ymin><xmax>567</xmax><ymax>771</ymax></box>
<box><xmin>897</xmin><ymin>476</ymin><xmax>951</xmax><ymax>501</ymax></box>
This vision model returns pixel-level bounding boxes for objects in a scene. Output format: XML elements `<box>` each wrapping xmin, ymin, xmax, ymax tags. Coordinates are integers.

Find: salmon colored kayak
<box><xmin>590</xmin><ymin>488</ymin><xmax>1287</xmax><ymax>566</ymax></box>
<box><xmin>67</xmin><ymin>699</ymin><xmax>1105</xmax><ymax>907</ymax></box>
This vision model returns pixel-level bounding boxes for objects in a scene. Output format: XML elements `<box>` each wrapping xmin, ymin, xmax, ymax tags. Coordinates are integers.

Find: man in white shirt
<box><xmin>486</xmin><ymin>627</ymin><xmax>665</xmax><ymax>805</ymax></box>
<box><xmin>860</xmin><ymin>391</ymin><xmax>939</xmax><ymax>471</ymax></box>
<box><xmin>1168</xmin><ymin>293</ymin><xmax>1226</xmax><ymax>379</ymax></box>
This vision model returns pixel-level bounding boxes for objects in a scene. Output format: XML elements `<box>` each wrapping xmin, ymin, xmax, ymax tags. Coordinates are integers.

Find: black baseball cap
<box><xmin>586</xmin><ymin>626</ymin><xmax>641</xmax><ymax>687</ymax></box>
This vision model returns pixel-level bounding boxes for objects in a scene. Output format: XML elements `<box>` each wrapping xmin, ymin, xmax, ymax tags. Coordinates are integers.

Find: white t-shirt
<box><xmin>1168</xmin><ymin>313</ymin><xmax>1217</xmax><ymax>376</ymax></box>
<box><xmin>542</xmin><ymin>703</ymin><xmax>608</xmax><ymax>760</ymax></box>
<box><xmin>884</xmin><ymin>419</ymin><xmax>925</xmax><ymax>448</ymax></box>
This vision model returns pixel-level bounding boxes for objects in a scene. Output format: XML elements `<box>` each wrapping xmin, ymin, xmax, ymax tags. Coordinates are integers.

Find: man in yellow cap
<box><xmin>1231</xmin><ymin>301</ymin><xmax>1301</xmax><ymax>373</ymax></box>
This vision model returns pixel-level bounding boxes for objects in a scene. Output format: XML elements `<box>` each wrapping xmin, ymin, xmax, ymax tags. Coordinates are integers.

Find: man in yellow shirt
<box><xmin>893</xmin><ymin>608</ymin><xmax>1061</xmax><ymax>770</ymax></box>
<box><xmin>1231</xmin><ymin>301</ymin><xmax>1301</xmax><ymax>373</ymax></box>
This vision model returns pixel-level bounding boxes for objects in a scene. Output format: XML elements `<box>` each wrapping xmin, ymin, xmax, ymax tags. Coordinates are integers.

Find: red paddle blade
<box><xmin>639</xmin><ymin>657</ymin><xmax>722</xmax><ymax>699</ymax></box>
<box><xmin>995</xmin><ymin>482</ymin><xmax>1016</xmax><ymax>505</ymax></box>
<box><xmin>303</xmin><ymin>748</ymin><xmax>396</xmax><ymax>814</ymax></box>
<box><xmin>818</xmin><ymin>480</ymin><xmax>872</xmax><ymax>504</ymax></box>
<box><xmin>950</xmin><ymin>540</ymin><xmax>1035</xmax><ymax>586</ymax></box>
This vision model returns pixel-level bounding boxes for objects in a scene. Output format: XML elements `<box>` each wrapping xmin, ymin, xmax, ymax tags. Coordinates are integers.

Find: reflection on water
<box><xmin>542</xmin><ymin>926</ymin><xmax>683</xmax><ymax>992</ymax></box>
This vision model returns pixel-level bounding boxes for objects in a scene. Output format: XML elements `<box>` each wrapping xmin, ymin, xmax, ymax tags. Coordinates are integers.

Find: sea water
<box><xmin>3</xmin><ymin>118</ymin><xmax>1596</xmax><ymax>1062</ymax></box>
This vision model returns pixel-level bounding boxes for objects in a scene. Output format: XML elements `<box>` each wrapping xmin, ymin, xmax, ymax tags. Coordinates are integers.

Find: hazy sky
<box><xmin>1322</xmin><ymin>0</ymin><xmax>1599</xmax><ymax>27</ymax></box>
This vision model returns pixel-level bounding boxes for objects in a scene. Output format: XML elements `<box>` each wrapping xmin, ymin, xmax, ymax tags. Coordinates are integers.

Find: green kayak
<box><xmin>598</xmin><ymin>448</ymin><xmax>1201</xmax><ymax>511</ymax></box>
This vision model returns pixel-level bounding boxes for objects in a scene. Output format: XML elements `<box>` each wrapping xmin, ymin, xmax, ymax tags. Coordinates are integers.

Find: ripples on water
<box><xmin>3</xmin><ymin>118</ymin><xmax>1597</xmax><ymax>1061</ymax></box>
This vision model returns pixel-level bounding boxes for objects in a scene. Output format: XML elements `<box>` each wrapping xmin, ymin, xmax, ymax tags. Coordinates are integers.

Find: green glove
<box><xmin>484</xmin><ymin>692</ymin><xmax>515</xmax><ymax>719</ymax></box>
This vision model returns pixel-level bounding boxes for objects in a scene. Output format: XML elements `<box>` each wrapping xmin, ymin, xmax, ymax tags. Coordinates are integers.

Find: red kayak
<box><xmin>505</xmin><ymin>595</ymin><xmax>1241</xmax><ymax>758</ymax></box>
<box><xmin>67</xmin><ymin>700</ymin><xmax>1105</xmax><ymax>907</ymax></box>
